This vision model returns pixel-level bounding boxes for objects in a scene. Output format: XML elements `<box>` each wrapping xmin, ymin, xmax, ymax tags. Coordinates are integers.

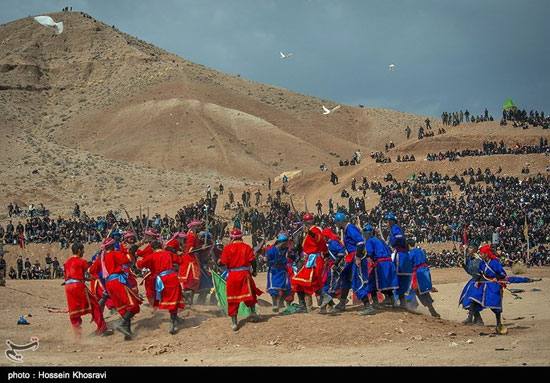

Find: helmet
<box><xmin>334</xmin><ymin>212</ymin><xmax>346</xmax><ymax>222</ymax></box>
<box><xmin>277</xmin><ymin>234</ymin><xmax>289</xmax><ymax>243</ymax></box>
<box><xmin>385</xmin><ymin>213</ymin><xmax>396</xmax><ymax>220</ymax></box>
<box><xmin>362</xmin><ymin>224</ymin><xmax>374</xmax><ymax>233</ymax></box>
<box><xmin>302</xmin><ymin>213</ymin><xmax>314</xmax><ymax>222</ymax></box>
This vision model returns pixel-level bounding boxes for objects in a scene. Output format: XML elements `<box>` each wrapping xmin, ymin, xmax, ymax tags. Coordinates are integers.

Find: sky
<box><xmin>1</xmin><ymin>0</ymin><xmax>549</xmax><ymax>118</ymax></box>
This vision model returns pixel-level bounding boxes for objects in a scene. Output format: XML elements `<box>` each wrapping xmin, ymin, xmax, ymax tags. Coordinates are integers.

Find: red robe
<box><xmin>88</xmin><ymin>256</ymin><xmax>115</xmax><ymax>310</ymax></box>
<box><xmin>291</xmin><ymin>226</ymin><xmax>327</xmax><ymax>295</ymax></box>
<box><xmin>137</xmin><ymin>249</ymin><xmax>185</xmax><ymax>312</ymax></box>
<box><xmin>118</xmin><ymin>243</ymin><xmax>138</xmax><ymax>294</ymax></box>
<box><xmin>179</xmin><ymin>253</ymin><xmax>201</xmax><ymax>291</ymax></box>
<box><xmin>104</xmin><ymin>250</ymin><xmax>142</xmax><ymax>316</ymax></box>
<box><xmin>64</xmin><ymin>256</ymin><xmax>94</xmax><ymax>319</ymax></box>
<box><xmin>179</xmin><ymin>232</ymin><xmax>201</xmax><ymax>290</ymax></box>
<box><xmin>136</xmin><ymin>243</ymin><xmax>155</xmax><ymax>300</ymax></box>
<box><xmin>164</xmin><ymin>237</ymin><xmax>182</xmax><ymax>253</ymax></box>
<box><xmin>220</xmin><ymin>241</ymin><xmax>262</xmax><ymax>304</ymax></box>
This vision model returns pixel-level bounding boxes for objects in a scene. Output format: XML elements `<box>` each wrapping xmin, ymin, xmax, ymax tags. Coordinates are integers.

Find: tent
<box><xmin>502</xmin><ymin>97</ymin><xmax>518</xmax><ymax>111</ymax></box>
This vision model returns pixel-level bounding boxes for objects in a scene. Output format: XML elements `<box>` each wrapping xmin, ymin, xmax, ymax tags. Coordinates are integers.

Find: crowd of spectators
<box><xmin>501</xmin><ymin>109</ymin><xmax>549</xmax><ymax>130</ymax></box>
<box><xmin>427</xmin><ymin>139</ymin><xmax>549</xmax><ymax>162</ymax></box>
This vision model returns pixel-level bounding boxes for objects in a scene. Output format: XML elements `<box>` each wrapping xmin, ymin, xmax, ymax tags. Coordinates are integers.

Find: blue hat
<box><xmin>362</xmin><ymin>224</ymin><xmax>374</xmax><ymax>233</ymax></box>
<box><xmin>277</xmin><ymin>234</ymin><xmax>289</xmax><ymax>242</ymax></box>
<box><xmin>334</xmin><ymin>212</ymin><xmax>346</xmax><ymax>222</ymax></box>
<box><xmin>385</xmin><ymin>213</ymin><xmax>396</xmax><ymax>220</ymax></box>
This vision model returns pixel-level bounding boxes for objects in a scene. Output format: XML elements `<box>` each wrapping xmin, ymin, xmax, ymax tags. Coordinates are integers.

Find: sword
<box><xmin>123</xmin><ymin>208</ymin><xmax>140</xmax><ymax>241</ymax></box>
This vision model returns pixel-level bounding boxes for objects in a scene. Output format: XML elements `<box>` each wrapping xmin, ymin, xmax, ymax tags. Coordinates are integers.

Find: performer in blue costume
<box><xmin>333</xmin><ymin>213</ymin><xmax>366</xmax><ymax>313</ymax></box>
<box><xmin>263</xmin><ymin>234</ymin><xmax>292</xmax><ymax>312</ymax></box>
<box><xmin>386</xmin><ymin>213</ymin><xmax>413</xmax><ymax>309</ymax></box>
<box><xmin>320</xmin><ymin>227</ymin><xmax>346</xmax><ymax>314</ymax></box>
<box><xmin>469</xmin><ymin>244</ymin><xmax>508</xmax><ymax>329</ymax></box>
<box><xmin>361</xmin><ymin>225</ymin><xmax>399</xmax><ymax>315</ymax></box>
<box><xmin>459</xmin><ymin>245</ymin><xmax>484</xmax><ymax>325</ymax></box>
<box><xmin>405</xmin><ymin>239</ymin><xmax>440</xmax><ymax>317</ymax></box>
<box><xmin>460</xmin><ymin>244</ymin><xmax>507</xmax><ymax>328</ymax></box>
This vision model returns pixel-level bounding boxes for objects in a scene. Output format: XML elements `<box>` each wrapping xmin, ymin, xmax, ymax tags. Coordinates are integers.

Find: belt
<box><xmin>270</xmin><ymin>264</ymin><xmax>286</xmax><ymax>269</ymax></box>
<box><xmin>106</xmin><ymin>273</ymin><xmax>131</xmax><ymax>287</ymax></box>
<box><xmin>229</xmin><ymin>267</ymin><xmax>249</xmax><ymax>272</ymax></box>
<box><xmin>414</xmin><ymin>262</ymin><xmax>428</xmax><ymax>272</ymax></box>
<box><xmin>373</xmin><ymin>257</ymin><xmax>392</xmax><ymax>267</ymax></box>
<box><xmin>395</xmin><ymin>247</ymin><xmax>407</xmax><ymax>252</ymax></box>
<box><xmin>155</xmin><ymin>270</ymin><xmax>176</xmax><ymax>300</ymax></box>
<box><xmin>65</xmin><ymin>279</ymin><xmax>84</xmax><ymax>285</ymax></box>
<box><xmin>305</xmin><ymin>253</ymin><xmax>320</xmax><ymax>268</ymax></box>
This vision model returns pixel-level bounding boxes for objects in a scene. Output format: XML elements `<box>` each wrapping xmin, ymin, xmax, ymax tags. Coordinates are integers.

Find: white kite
<box><xmin>280</xmin><ymin>51</ymin><xmax>293</xmax><ymax>59</ymax></box>
<box><xmin>34</xmin><ymin>16</ymin><xmax>64</xmax><ymax>35</ymax></box>
<box><xmin>322</xmin><ymin>105</ymin><xmax>341</xmax><ymax>115</ymax></box>
<box><xmin>389</xmin><ymin>64</ymin><xmax>395</xmax><ymax>71</ymax></box>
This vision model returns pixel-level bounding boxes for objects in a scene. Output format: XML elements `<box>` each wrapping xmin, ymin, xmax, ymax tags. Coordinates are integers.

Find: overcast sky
<box><xmin>2</xmin><ymin>0</ymin><xmax>549</xmax><ymax>117</ymax></box>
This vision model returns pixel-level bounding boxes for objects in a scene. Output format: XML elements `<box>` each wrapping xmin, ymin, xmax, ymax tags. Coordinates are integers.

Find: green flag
<box><xmin>211</xmin><ymin>270</ymin><xmax>255</xmax><ymax>317</ymax></box>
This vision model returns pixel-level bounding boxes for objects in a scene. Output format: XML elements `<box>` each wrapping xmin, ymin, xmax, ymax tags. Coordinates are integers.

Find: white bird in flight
<box><xmin>280</xmin><ymin>52</ymin><xmax>293</xmax><ymax>59</ymax></box>
<box><xmin>34</xmin><ymin>16</ymin><xmax>64</xmax><ymax>35</ymax></box>
<box><xmin>389</xmin><ymin>64</ymin><xmax>395</xmax><ymax>71</ymax></box>
<box><xmin>322</xmin><ymin>105</ymin><xmax>341</xmax><ymax>115</ymax></box>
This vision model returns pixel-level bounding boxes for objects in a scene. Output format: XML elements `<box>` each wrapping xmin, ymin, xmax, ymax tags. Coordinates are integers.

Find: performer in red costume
<box><xmin>137</xmin><ymin>241</ymin><xmax>186</xmax><ymax>334</ymax></box>
<box><xmin>179</xmin><ymin>220</ymin><xmax>201</xmax><ymax>303</ymax></box>
<box><xmin>102</xmin><ymin>238</ymin><xmax>143</xmax><ymax>340</ymax></box>
<box><xmin>291</xmin><ymin>213</ymin><xmax>330</xmax><ymax>313</ymax></box>
<box><xmin>64</xmin><ymin>242</ymin><xmax>106</xmax><ymax>338</ymax></box>
<box><xmin>136</xmin><ymin>229</ymin><xmax>160</xmax><ymax>306</ymax></box>
<box><xmin>220</xmin><ymin>228</ymin><xmax>263</xmax><ymax>331</ymax></box>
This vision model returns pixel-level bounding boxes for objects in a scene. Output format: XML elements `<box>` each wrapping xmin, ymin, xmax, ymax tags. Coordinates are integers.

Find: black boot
<box><xmin>115</xmin><ymin>312</ymin><xmax>133</xmax><ymax>339</ymax></box>
<box><xmin>360</xmin><ymin>298</ymin><xmax>376</xmax><ymax>316</ymax></box>
<box><xmin>231</xmin><ymin>315</ymin><xmax>238</xmax><ymax>331</ymax></box>
<box><xmin>399</xmin><ymin>294</ymin><xmax>409</xmax><ymax>310</ymax></box>
<box><xmin>462</xmin><ymin>307</ymin><xmax>474</xmax><ymax>324</ymax></box>
<box><xmin>428</xmin><ymin>303</ymin><xmax>441</xmax><ymax>318</ymax></box>
<box><xmin>98</xmin><ymin>294</ymin><xmax>107</xmax><ymax>313</ymax></box>
<box><xmin>295</xmin><ymin>292</ymin><xmax>307</xmax><ymax>313</ymax></box>
<box><xmin>371</xmin><ymin>292</ymin><xmax>381</xmax><ymax>310</ymax></box>
<box><xmin>334</xmin><ymin>289</ymin><xmax>349</xmax><ymax>312</ymax></box>
<box><xmin>271</xmin><ymin>295</ymin><xmax>279</xmax><ymax>313</ymax></box>
<box><xmin>169</xmin><ymin>313</ymin><xmax>177</xmax><ymax>335</ymax></box>
<box><xmin>248</xmin><ymin>305</ymin><xmax>259</xmax><ymax>321</ymax></box>
<box><xmin>382</xmin><ymin>292</ymin><xmax>398</xmax><ymax>308</ymax></box>
<box><xmin>319</xmin><ymin>291</ymin><xmax>334</xmax><ymax>309</ymax></box>
<box><xmin>472</xmin><ymin>303</ymin><xmax>484</xmax><ymax>326</ymax></box>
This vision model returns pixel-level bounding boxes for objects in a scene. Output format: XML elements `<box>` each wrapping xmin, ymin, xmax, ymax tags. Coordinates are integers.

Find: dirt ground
<box><xmin>1</xmin><ymin>267</ymin><xmax>548</xmax><ymax>366</ymax></box>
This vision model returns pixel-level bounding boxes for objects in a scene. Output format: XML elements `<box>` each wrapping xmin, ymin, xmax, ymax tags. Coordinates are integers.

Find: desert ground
<box><xmin>1</xmin><ymin>267</ymin><xmax>548</xmax><ymax>367</ymax></box>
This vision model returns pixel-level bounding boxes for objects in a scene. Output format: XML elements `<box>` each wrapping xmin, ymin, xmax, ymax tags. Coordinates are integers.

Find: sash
<box><xmin>106</xmin><ymin>272</ymin><xmax>131</xmax><ymax>288</ymax></box>
<box><xmin>373</xmin><ymin>257</ymin><xmax>392</xmax><ymax>267</ymax></box>
<box><xmin>229</xmin><ymin>267</ymin><xmax>249</xmax><ymax>272</ymax></box>
<box><xmin>305</xmin><ymin>253</ymin><xmax>320</xmax><ymax>268</ymax></box>
<box><xmin>65</xmin><ymin>279</ymin><xmax>84</xmax><ymax>285</ymax></box>
<box><xmin>155</xmin><ymin>270</ymin><xmax>176</xmax><ymax>300</ymax></box>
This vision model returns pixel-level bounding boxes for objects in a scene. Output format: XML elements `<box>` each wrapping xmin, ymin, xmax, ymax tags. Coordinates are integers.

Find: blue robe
<box><xmin>469</xmin><ymin>259</ymin><xmax>507</xmax><ymax>313</ymax></box>
<box><xmin>344</xmin><ymin>224</ymin><xmax>364</xmax><ymax>291</ymax></box>
<box><xmin>409</xmin><ymin>247</ymin><xmax>433</xmax><ymax>294</ymax></box>
<box><xmin>458</xmin><ymin>258</ymin><xmax>484</xmax><ymax>312</ymax></box>
<box><xmin>266</xmin><ymin>245</ymin><xmax>291</xmax><ymax>296</ymax></box>
<box><xmin>365</xmin><ymin>237</ymin><xmax>398</xmax><ymax>292</ymax></box>
<box><xmin>390</xmin><ymin>224</ymin><xmax>412</xmax><ymax>296</ymax></box>
<box><xmin>324</xmin><ymin>239</ymin><xmax>346</xmax><ymax>296</ymax></box>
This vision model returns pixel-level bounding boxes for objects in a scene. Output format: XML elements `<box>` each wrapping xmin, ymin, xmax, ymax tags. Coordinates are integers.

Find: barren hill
<box><xmin>1</xmin><ymin>11</ymin><xmax>548</xmax><ymax>217</ymax></box>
